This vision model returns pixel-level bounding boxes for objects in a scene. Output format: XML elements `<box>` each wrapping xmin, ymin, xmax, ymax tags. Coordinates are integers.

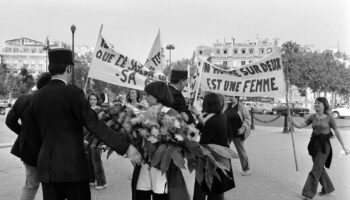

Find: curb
<box><xmin>0</xmin><ymin>143</ymin><xmax>13</xmax><ymax>148</ymax></box>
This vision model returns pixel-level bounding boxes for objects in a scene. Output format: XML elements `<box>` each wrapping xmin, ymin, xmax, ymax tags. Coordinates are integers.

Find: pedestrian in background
<box><xmin>85</xmin><ymin>93</ymin><xmax>107</xmax><ymax>190</ymax></box>
<box><xmin>223</xmin><ymin>96</ymin><xmax>252</xmax><ymax>176</ymax></box>
<box><xmin>6</xmin><ymin>72</ymin><xmax>51</xmax><ymax>200</ymax></box>
<box><xmin>289</xmin><ymin>97</ymin><xmax>349</xmax><ymax>200</ymax></box>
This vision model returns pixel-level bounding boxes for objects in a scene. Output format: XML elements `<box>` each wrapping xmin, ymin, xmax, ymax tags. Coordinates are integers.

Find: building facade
<box><xmin>195</xmin><ymin>37</ymin><xmax>280</xmax><ymax>69</ymax></box>
<box><xmin>0</xmin><ymin>37</ymin><xmax>47</xmax><ymax>75</ymax></box>
<box><xmin>0</xmin><ymin>37</ymin><xmax>68</xmax><ymax>76</ymax></box>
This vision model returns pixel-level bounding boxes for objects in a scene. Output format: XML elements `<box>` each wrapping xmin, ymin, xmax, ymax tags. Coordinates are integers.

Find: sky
<box><xmin>0</xmin><ymin>0</ymin><xmax>349</xmax><ymax>62</ymax></box>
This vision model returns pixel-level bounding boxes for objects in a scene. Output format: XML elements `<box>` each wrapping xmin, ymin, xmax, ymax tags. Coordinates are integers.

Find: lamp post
<box><xmin>70</xmin><ymin>24</ymin><xmax>76</xmax><ymax>85</ymax></box>
<box><xmin>166</xmin><ymin>44</ymin><xmax>175</xmax><ymax>69</ymax></box>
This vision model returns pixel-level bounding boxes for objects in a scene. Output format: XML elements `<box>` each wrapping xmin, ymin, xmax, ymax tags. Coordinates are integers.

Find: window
<box><xmin>32</xmin><ymin>49</ymin><xmax>36</xmax><ymax>53</ymax></box>
<box><xmin>267</xmin><ymin>48</ymin><xmax>273</xmax><ymax>53</ymax></box>
<box><xmin>241</xmin><ymin>61</ymin><xmax>246</xmax><ymax>66</ymax></box>
<box><xmin>215</xmin><ymin>49</ymin><xmax>220</xmax><ymax>54</ymax></box>
<box><xmin>249</xmin><ymin>48</ymin><xmax>254</xmax><ymax>54</ymax></box>
<box><xmin>199</xmin><ymin>50</ymin><xmax>203</xmax><ymax>55</ymax></box>
<box><xmin>241</xmin><ymin>48</ymin><xmax>246</xmax><ymax>54</ymax></box>
<box><xmin>233</xmin><ymin>48</ymin><xmax>238</xmax><ymax>54</ymax></box>
<box><xmin>223</xmin><ymin>49</ymin><xmax>228</xmax><ymax>54</ymax></box>
<box><xmin>259</xmin><ymin>48</ymin><xmax>265</xmax><ymax>54</ymax></box>
<box><xmin>223</xmin><ymin>61</ymin><xmax>228</xmax><ymax>65</ymax></box>
<box><xmin>198</xmin><ymin>62</ymin><xmax>201</xmax><ymax>66</ymax></box>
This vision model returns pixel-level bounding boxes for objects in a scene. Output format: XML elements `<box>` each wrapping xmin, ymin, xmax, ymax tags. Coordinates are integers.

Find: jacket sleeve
<box><xmin>5</xmin><ymin>99</ymin><xmax>21</xmax><ymax>135</ymax></box>
<box><xmin>173</xmin><ymin>93</ymin><xmax>195</xmax><ymax>124</ymax></box>
<box><xmin>240</xmin><ymin>104</ymin><xmax>251</xmax><ymax>130</ymax></box>
<box><xmin>72</xmin><ymin>88</ymin><xmax>130</xmax><ymax>155</ymax></box>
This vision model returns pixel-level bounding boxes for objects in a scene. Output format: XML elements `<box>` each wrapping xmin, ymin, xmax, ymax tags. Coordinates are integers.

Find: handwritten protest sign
<box><xmin>199</xmin><ymin>52</ymin><xmax>286</xmax><ymax>97</ymax></box>
<box><xmin>88</xmin><ymin>33</ymin><xmax>166</xmax><ymax>90</ymax></box>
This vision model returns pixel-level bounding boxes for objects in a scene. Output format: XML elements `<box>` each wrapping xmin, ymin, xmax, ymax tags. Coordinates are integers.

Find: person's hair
<box><xmin>144</xmin><ymin>81</ymin><xmax>173</xmax><ymax>107</ymax></box>
<box><xmin>36</xmin><ymin>72</ymin><xmax>52</xmax><ymax>90</ymax></box>
<box><xmin>87</xmin><ymin>93</ymin><xmax>99</xmax><ymax>106</ymax></box>
<box><xmin>316</xmin><ymin>97</ymin><xmax>331</xmax><ymax>115</ymax></box>
<box><xmin>126</xmin><ymin>89</ymin><xmax>140</xmax><ymax>103</ymax></box>
<box><xmin>202</xmin><ymin>93</ymin><xmax>223</xmax><ymax>114</ymax></box>
<box><xmin>48</xmin><ymin>63</ymin><xmax>69</xmax><ymax>76</ymax></box>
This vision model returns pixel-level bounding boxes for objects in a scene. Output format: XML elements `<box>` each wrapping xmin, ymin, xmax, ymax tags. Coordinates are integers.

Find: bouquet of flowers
<box><xmin>86</xmin><ymin>103</ymin><xmax>238</xmax><ymax>190</ymax></box>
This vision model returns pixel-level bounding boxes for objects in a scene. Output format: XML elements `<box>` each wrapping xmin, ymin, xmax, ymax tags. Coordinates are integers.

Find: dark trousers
<box><xmin>135</xmin><ymin>190</ymin><xmax>168</xmax><ymax>200</ymax></box>
<box><xmin>232</xmin><ymin>137</ymin><xmax>250</xmax><ymax>171</ymax></box>
<box><xmin>42</xmin><ymin>182</ymin><xmax>90</xmax><ymax>200</ymax></box>
<box><xmin>193</xmin><ymin>181</ymin><xmax>224</xmax><ymax>200</ymax></box>
<box><xmin>87</xmin><ymin>147</ymin><xmax>106</xmax><ymax>186</ymax></box>
<box><xmin>302</xmin><ymin>143</ymin><xmax>335</xmax><ymax>198</ymax></box>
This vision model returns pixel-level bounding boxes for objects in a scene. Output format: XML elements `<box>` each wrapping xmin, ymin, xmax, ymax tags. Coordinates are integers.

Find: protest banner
<box><xmin>199</xmin><ymin>52</ymin><xmax>286</xmax><ymax>97</ymax></box>
<box><xmin>144</xmin><ymin>30</ymin><xmax>165</xmax><ymax>72</ymax></box>
<box><xmin>88</xmin><ymin>30</ymin><xmax>166</xmax><ymax>91</ymax></box>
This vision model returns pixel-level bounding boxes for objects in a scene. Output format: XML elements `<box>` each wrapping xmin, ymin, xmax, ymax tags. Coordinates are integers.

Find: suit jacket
<box><xmin>6</xmin><ymin>94</ymin><xmax>41</xmax><ymax>167</ymax></box>
<box><xmin>100</xmin><ymin>92</ymin><xmax>108</xmax><ymax>103</ymax></box>
<box><xmin>224</xmin><ymin>103</ymin><xmax>251</xmax><ymax>141</ymax></box>
<box><xmin>168</xmin><ymin>85</ymin><xmax>195</xmax><ymax>124</ymax></box>
<box><xmin>30</xmin><ymin>79</ymin><xmax>130</xmax><ymax>182</ymax></box>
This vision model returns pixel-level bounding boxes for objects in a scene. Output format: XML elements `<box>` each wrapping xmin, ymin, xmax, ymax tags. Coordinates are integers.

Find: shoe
<box><xmin>89</xmin><ymin>182</ymin><xmax>96</xmax><ymax>187</ymax></box>
<box><xmin>241</xmin><ymin>170</ymin><xmax>251</xmax><ymax>176</ymax></box>
<box><xmin>95</xmin><ymin>184</ymin><xmax>107</xmax><ymax>190</ymax></box>
<box><xmin>319</xmin><ymin>191</ymin><xmax>332</xmax><ymax>196</ymax></box>
<box><xmin>302</xmin><ymin>195</ymin><xmax>312</xmax><ymax>200</ymax></box>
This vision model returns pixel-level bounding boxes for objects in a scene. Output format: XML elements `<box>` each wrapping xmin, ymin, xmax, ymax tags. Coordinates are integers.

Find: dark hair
<box><xmin>36</xmin><ymin>72</ymin><xmax>51</xmax><ymax>90</ymax></box>
<box><xmin>144</xmin><ymin>81</ymin><xmax>173</xmax><ymax>107</ymax></box>
<box><xmin>87</xmin><ymin>93</ymin><xmax>99</xmax><ymax>105</ymax></box>
<box><xmin>316</xmin><ymin>97</ymin><xmax>330</xmax><ymax>115</ymax></box>
<box><xmin>202</xmin><ymin>93</ymin><xmax>223</xmax><ymax>114</ymax></box>
<box><xmin>48</xmin><ymin>63</ymin><xmax>69</xmax><ymax>76</ymax></box>
<box><xmin>126</xmin><ymin>89</ymin><xmax>140</xmax><ymax>103</ymax></box>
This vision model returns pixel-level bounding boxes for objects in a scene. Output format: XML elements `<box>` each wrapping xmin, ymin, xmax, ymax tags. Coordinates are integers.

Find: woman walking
<box><xmin>85</xmin><ymin>93</ymin><xmax>107</xmax><ymax>190</ymax></box>
<box><xmin>289</xmin><ymin>97</ymin><xmax>349</xmax><ymax>200</ymax></box>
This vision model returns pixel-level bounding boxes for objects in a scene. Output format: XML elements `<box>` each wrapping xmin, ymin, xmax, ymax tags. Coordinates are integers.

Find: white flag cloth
<box><xmin>144</xmin><ymin>30</ymin><xmax>164</xmax><ymax>72</ymax></box>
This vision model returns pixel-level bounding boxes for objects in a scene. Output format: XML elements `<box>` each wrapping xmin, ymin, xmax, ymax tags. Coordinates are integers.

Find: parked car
<box><xmin>332</xmin><ymin>106</ymin><xmax>350</xmax><ymax>119</ymax></box>
<box><xmin>254</xmin><ymin>102</ymin><xmax>273</xmax><ymax>114</ymax></box>
<box><xmin>242</xmin><ymin>101</ymin><xmax>257</xmax><ymax>111</ymax></box>
<box><xmin>272</xmin><ymin>103</ymin><xmax>310</xmax><ymax>116</ymax></box>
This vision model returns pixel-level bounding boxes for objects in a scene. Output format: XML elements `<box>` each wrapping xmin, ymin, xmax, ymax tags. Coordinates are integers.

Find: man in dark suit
<box><xmin>168</xmin><ymin>70</ymin><xmax>195</xmax><ymax>124</ymax></box>
<box><xmin>30</xmin><ymin>48</ymin><xmax>141</xmax><ymax>200</ymax></box>
<box><xmin>100</xmin><ymin>87</ymin><xmax>110</xmax><ymax>104</ymax></box>
<box><xmin>6</xmin><ymin>72</ymin><xmax>51</xmax><ymax>200</ymax></box>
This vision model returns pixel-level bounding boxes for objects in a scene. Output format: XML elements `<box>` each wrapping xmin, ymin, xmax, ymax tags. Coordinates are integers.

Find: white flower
<box><xmin>151</xmin><ymin>127</ymin><xmax>160</xmax><ymax>137</ymax></box>
<box><xmin>147</xmin><ymin>136</ymin><xmax>158</xmax><ymax>143</ymax></box>
<box><xmin>174</xmin><ymin>134</ymin><xmax>184</xmax><ymax>142</ymax></box>
<box><xmin>173</xmin><ymin>119</ymin><xmax>181</xmax><ymax>128</ymax></box>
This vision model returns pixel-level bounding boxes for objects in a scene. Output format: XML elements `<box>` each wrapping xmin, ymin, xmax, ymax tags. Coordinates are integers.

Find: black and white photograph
<box><xmin>0</xmin><ymin>0</ymin><xmax>349</xmax><ymax>199</ymax></box>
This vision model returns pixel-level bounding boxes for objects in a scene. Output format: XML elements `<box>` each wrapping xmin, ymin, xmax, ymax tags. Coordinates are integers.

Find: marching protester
<box><xmin>289</xmin><ymin>97</ymin><xmax>350</xmax><ymax>200</ymax></box>
<box><xmin>85</xmin><ymin>93</ymin><xmax>107</xmax><ymax>190</ymax></box>
<box><xmin>168</xmin><ymin>69</ymin><xmax>195</xmax><ymax>124</ymax></box>
<box><xmin>131</xmin><ymin>81</ymin><xmax>174</xmax><ymax>200</ymax></box>
<box><xmin>29</xmin><ymin>48</ymin><xmax>142</xmax><ymax>200</ymax></box>
<box><xmin>191</xmin><ymin>92</ymin><xmax>235</xmax><ymax>200</ymax></box>
<box><xmin>5</xmin><ymin>72</ymin><xmax>51</xmax><ymax>200</ymax></box>
<box><xmin>223</xmin><ymin>96</ymin><xmax>252</xmax><ymax>176</ymax></box>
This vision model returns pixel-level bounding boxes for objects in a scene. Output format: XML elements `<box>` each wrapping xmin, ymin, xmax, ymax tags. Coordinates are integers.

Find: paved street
<box><xmin>1</xmin><ymin>123</ymin><xmax>349</xmax><ymax>200</ymax></box>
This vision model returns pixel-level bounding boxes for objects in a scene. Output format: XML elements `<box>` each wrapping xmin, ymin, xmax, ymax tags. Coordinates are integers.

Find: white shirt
<box><xmin>52</xmin><ymin>78</ymin><xmax>67</xmax><ymax>85</ymax></box>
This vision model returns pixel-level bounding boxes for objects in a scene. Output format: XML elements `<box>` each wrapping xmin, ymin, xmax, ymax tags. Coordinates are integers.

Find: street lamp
<box><xmin>166</xmin><ymin>44</ymin><xmax>175</xmax><ymax>69</ymax></box>
<box><xmin>70</xmin><ymin>24</ymin><xmax>76</xmax><ymax>85</ymax></box>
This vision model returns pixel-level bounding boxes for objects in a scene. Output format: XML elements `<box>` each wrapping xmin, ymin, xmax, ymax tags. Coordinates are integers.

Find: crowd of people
<box><xmin>4</xmin><ymin>48</ymin><xmax>350</xmax><ymax>200</ymax></box>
